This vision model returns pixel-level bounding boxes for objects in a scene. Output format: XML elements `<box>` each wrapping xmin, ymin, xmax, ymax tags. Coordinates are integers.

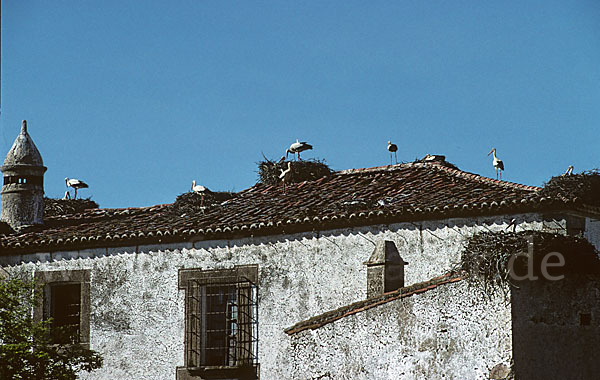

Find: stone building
<box><xmin>1</xmin><ymin>125</ymin><xmax>599</xmax><ymax>380</ymax></box>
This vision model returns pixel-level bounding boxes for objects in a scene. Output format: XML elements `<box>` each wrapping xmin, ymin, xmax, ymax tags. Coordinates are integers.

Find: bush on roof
<box><xmin>257</xmin><ymin>157</ymin><xmax>332</xmax><ymax>186</ymax></box>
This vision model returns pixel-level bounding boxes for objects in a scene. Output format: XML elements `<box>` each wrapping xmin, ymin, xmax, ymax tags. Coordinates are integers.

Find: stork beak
<box><xmin>286</xmin><ymin>149</ymin><xmax>290</xmax><ymax>158</ymax></box>
<box><xmin>487</xmin><ymin>149</ymin><xmax>493</xmax><ymax>156</ymax></box>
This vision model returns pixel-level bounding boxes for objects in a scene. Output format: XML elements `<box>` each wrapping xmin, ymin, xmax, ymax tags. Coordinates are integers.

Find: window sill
<box><xmin>176</xmin><ymin>364</ymin><xmax>259</xmax><ymax>380</ymax></box>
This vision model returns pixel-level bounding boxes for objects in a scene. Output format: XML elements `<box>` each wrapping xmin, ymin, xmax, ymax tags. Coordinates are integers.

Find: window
<box><xmin>33</xmin><ymin>270</ymin><xmax>90</xmax><ymax>347</ymax></box>
<box><xmin>177</xmin><ymin>265</ymin><xmax>259</xmax><ymax>380</ymax></box>
<box><xmin>580</xmin><ymin>313</ymin><xmax>592</xmax><ymax>326</ymax></box>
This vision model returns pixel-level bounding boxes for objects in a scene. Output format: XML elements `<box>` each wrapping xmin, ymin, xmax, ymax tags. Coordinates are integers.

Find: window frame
<box><xmin>33</xmin><ymin>269</ymin><xmax>91</xmax><ymax>348</ymax></box>
<box><xmin>177</xmin><ymin>265</ymin><xmax>259</xmax><ymax>380</ymax></box>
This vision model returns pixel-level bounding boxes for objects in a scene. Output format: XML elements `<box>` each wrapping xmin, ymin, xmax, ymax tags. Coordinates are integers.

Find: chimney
<box><xmin>1</xmin><ymin>120</ymin><xmax>47</xmax><ymax>229</ymax></box>
<box><xmin>364</xmin><ymin>240</ymin><xmax>408</xmax><ymax>298</ymax></box>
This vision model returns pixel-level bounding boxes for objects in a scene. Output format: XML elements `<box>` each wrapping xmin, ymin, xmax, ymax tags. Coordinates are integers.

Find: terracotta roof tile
<box><xmin>0</xmin><ymin>162</ymin><xmax>591</xmax><ymax>254</ymax></box>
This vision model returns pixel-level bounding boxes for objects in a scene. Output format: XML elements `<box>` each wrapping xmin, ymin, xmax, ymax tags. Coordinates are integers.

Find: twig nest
<box><xmin>540</xmin><ymin>169</ymin><xmax>600</xmax><ymax>206</ymax></box>
<box><xmin>44</xmin><ymin>197</ymin><xmax>99</xmax><ymax>217</ymax></box>
<box><xmin>258</xmin><ymin>158</ymin><xmax>332</xmax><ymax>186</ymax></box>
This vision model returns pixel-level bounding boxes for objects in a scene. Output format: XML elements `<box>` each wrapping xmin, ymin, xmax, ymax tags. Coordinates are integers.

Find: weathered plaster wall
<box><xmin>585</xmin><ymin>217</ymin><xmax>600</xmax><ymax>251</ymax></box>
<box><xmin>511</xmin><ymin>275</ymin><xmax>600</xmax><ymax>380</ymax></box>
<box><xmin>287</xmin><ymin>281</ymin><xmax>512</xmax><ymax>380</ymax></box>
<box><xmin>1</xmin><ymin>213</ymin><xmax>557</xmax><ymax>379</ymax></box>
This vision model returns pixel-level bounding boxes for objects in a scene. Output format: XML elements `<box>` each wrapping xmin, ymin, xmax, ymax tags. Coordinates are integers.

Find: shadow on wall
<box><xmin>511</xmin><ymin>273</ymin><xmax>600</xmax><ymax>380</ymax></box>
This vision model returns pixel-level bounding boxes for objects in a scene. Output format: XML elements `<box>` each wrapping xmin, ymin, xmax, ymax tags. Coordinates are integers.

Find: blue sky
<box><xmin>1</xmin><ymin>1</ymin><xmax>599</xmax><ymax>208</ymax></box>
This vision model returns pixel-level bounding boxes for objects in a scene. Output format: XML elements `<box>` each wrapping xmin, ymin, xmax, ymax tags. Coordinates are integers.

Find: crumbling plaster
<box><xmin>585</xmin><ymin>217</ymin><xmax>600</xmax><ymax>251</ymax></box>
<box><xmin>287</xmin><ymin>281</ymin><xmax>512</xmax><ymax>380</ymax></box>
<box><xmin>1</xmin><ymin>212</ymin><xmax>567</xmax><ymax>379</ymax></box>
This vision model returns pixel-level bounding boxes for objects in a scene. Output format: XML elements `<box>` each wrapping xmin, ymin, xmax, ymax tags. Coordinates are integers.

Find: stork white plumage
<box><xmin>487</xmin><ymin>148</ymin><xmax>504</xmax><ymax>180</ymax></box>
<box><xmin>563</xmin><ymin>165</ymin><xmax>574</xmax><ymax>176</ymax></box>
<box><xmin>286</xmin><ymin>140</ymin><xmax>313</xmax><ymax>160</ymax></box>
<box><xmin>191</xmin><ymin>180</ymin><xmax>209</xmax><ymax>194</ymax></box>
<box><xmin>279</xmin><ymin>162</ymin><xmax>293</xmax><ymax>193</ymax></box>
<box><xmin>65</xmin><ymin>177</ymin><xmax>88</xmax><ymax>199</ymax></box>
<box><xmin>387</xmin><ymin>141</ymin><xmax>398</xmax><ymax>165</ymax></box>
<box><xmin>192</xmin><ymin>180</ymin><xmax>210</xmax><ymax>206</ymax></box>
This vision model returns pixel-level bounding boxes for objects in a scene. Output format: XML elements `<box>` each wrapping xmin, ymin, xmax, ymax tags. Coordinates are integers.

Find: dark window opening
<box><xmin>45</xmin><ymin>283</ymin><xmax>82</xmax><ymax>344</ymax></box>
<box><xmin>178</xmin><ymin>265</ymin><xmax>259</xmax><ymax>380</ymax></box>
<box><xmin>187</xmin><ymin>278</ymin><xmax>258</xmax><ymax>368</ymax></box>
<box><xmin>3</xmin><ymin>175</ymin><xmax>43</xmax><ymax>186</ymax></box>
<box><xmin>580</xmin><ymin>313</ymin><xmax>592</xmax><ymax>326</ymax></box>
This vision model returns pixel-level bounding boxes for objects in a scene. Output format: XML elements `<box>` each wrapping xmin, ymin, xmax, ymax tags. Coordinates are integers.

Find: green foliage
<box><xmin>0</xmin><ymin>276</ymin><xmax>103</xmax><ymax>380</ymax></box>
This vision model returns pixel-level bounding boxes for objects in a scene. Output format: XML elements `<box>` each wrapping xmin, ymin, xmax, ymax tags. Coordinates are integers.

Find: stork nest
<box><xmin>539</xmin><ymin>169</ymin><xmax>600</xmax><ymax>206</ymax></box>
<box><xmin>170</xmin><ymin>191</ymin><xmax>236</xmax><ymax>215</ymax></box>
<box><xmin>44</xmin><ymin>197</ymin><xmax>99</xmax><ymax>217</ymax></box>
<box><xmin>456</xmin><ymin>231</ymin><xmax>599</xmax><ymax>298</ymax></box>
<box><xmin>257</xmin><ymin>157</ymin><xmax>333</xmax><ymax>186</ymax></box>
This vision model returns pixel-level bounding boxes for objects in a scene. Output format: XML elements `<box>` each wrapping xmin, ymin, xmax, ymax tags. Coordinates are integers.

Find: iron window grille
<box><xmin>33</xmin><ymin>269</ymin><xmax>91</xmax><ymax>348</ymax></box>
<box><xmin>45</xmin><ymin>283</ymin><xmax>82</xmax><ymax>344</ymax></box>
<box><xmin>182</xmin><ymin>268</ymin><xmax>259</xmax><ymax>370</ymax></box>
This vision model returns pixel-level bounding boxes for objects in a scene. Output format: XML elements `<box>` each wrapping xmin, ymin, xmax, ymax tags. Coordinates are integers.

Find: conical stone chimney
<box><xmin>1</xmin><ymin>120</ymin><xmax>47</xmax><ymax>229</ymax></box>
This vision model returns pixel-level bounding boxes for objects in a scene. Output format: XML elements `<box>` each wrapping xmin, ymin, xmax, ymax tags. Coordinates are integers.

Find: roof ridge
<box><xmin>421</xmin><ymin>163</ymin><xmax>542</xmax><ymax>192</ymax></box>
<box><xmin>336</xmin><ymin>162</ymin><xmax>541</xmax><ymax>192</ymax></box>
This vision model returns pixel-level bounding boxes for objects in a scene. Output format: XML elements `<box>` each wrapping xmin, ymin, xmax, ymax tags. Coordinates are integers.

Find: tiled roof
<box><xmin>0</xmin><ymin>162</ymin><xmax>592</xmax><ymax>255</ymax></box>
<box><xmin>285</xmin><ymin>272</ymin><xmax>465</xmax><ymax>335</ymax></box>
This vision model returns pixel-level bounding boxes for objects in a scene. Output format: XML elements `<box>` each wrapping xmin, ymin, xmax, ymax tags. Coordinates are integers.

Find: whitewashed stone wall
<box><xmin>585</xmin><ymin>217</ymin><xmax>600</xmax><ymax>251</ymax></box>
<box><xmin>287</xmin><ymin>281</ymin><xmax>512</xmax><ymax>380</ymax></box>
<box><xmin>1</xmin><ymin>213</ymin><xmax>569</xmax><ymax>380</ymax></box>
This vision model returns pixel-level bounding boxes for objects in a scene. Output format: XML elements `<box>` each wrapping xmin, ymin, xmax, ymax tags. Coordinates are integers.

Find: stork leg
<box><xmin>74</xmin><ymin>188</ymin><xmax>78</xmax><ymax>200</ymax></box>
<box><xmin>201</xmin><ymin>195</ymin><xmax>205</xmax><ymax>207</ymax></box>
<box><xmin>394</xmin><ymin>152</ymin><xmax>398</xmax><ymax>165</ymax></box>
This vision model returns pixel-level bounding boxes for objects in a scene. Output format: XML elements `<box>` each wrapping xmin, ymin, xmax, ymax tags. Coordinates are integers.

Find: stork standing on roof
<box><xmin>387</xmin><ymin>141</ymin><xmax>398</xmax><ymax>165</ymax></box>
<box><xmin>65</xmin><ymin>178</ymin><xmax>88</xmax><ymax>199</ymax></box>
<box><xmin>286</xmin><ymin>140</ymin><xmax>312</xmax><ymax>160</ymax></box>
<box><xmin>279</xmin><ymin>162</ymin><xmax>293</xmax><ymax>194</ymax></box>
<box><xmin>563</xmin><ymin>165</ymin><xmax>574</xmax><ymax>176</ymax></box>
<box><xmin>487</xmin><ymin>148</ymin><xmax>504</xmax><ymax>180</ymax></box>
<box><xmin>192</xmin><ymin>180</ymin><xmax>210</xmax><ymax>206</ymax></box>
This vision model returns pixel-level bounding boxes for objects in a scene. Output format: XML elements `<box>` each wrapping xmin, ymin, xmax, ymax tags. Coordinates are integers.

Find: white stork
<box><xmin>65</xmin><ymin>178</ymin><xmax>88</xmax><ymax>199</ymax></box>
<box><xmin>192</xmin><ymin>180</ymin><xmax>210</xmax><ymax>206</ymax></box>
<box><xmin>563</xmin><ymin>165</ymin><xmax>574</xmax><ymax>176</ymax></box>
<box><xmin>286</xmin><ymin>140</ymin><xmax>313</xmax><ymax>160</ymax></box>
<box><xmin>387</xmin><ymin>141</ymin><xmax>398</xmax><ymax>165</ymax></box>
<box><xmin>487</xmin><ymin>148</ymin><xmax>504</xmax><ymax>180</ymax></box>
<box><xmin>279</xmin><ymin>162</ymin><xmax>293</xmax><ymax>194</ymax></box>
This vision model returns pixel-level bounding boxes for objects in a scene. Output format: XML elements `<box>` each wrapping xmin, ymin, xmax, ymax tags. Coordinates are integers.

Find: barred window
<box><xmin>33</xmin><ymin>270</ymin><xmax>91</xmax><ymax>347</ymax></box>
<box><xmin>47</xmin><ymin>283</ymin><xmax>82</xmax><ymax>343</ymax></box>
<box><xmin>178</xmin><ymin>265</ymin><xmax>259</xmax><ymax>380</ymax></box>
